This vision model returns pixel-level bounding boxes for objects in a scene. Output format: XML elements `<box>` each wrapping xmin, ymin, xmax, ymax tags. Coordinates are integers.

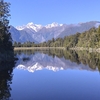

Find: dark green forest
<box><xmin>0</xmin><ymin>0</ymin><xmax>14</xmax><ymax>62</ymax></box>
<box><xmin>13</xmin><ymin>26</ymin><xmax>100</xmax><ymax>48</ymax></box>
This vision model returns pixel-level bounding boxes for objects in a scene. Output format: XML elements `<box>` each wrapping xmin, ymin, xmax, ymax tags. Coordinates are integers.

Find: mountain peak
<box><xmin>45</xmin><ymin>22</ymin><xmax>62</xmax><ymax>28</ymax></box>
<box><xmin>26</xmin><ymin>22</ymin><xmax>43</xmax><ymax>32</ymax></box>
<box><xmin>16</xmin><ymin>22</ymin><xmax>63</xmax><ymax>31</ymax></box>
<box><xmin>16</xmin><ymin>22</ymin><xmax>43</xmax><ymax>32</ymax></box>
<box><xmin>27</xmin><ymin>22</ymin><xmax>34</xmax><ymax>26</ymax></box>
<box><xmin>12</xmin><ymin>21</ymin><xmax>100</xmax><ymax>43</ymax></box>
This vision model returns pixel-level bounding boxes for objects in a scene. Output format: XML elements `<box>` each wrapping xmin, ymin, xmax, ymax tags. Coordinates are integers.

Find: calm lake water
<box><xmin>0</xmin><ymin>49</ymin><xmax>100</xmax><ymax>100</ymax></box>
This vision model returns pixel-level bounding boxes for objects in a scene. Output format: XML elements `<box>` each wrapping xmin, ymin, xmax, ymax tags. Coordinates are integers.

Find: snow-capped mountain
<box><xmin>45</xmin><ymin>22</ymin><xmax>63</xmax><ymax>28</ymax></box>
<box><xmin>10</xmin><ymin>21</ymin><xmax>100</xmax><ymax>43</ymax></box>
<box><xmin>16</xmin><ymin>22</ymin><xmax>43</xmax><ymax>32</ymax></box>
<box><xmin>10</xmin><ymin>26</ymin><xmax>38</xmax><ymax>43</ymax></box>
<box><xmin>15</xmin><ymin>52</ymin><xmax>95</xmax><ymax>73</ymax></box>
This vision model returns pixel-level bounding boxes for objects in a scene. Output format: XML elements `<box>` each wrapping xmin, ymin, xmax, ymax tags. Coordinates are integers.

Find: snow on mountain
<box><xmin>12</xmin><ymin>22</ymin><xmax>65</xmax><ymax>43</ymax></box>
<box><xmin>16</xmin><ymin>26</ymin><xmax>26</xmax><ymax>30</ymax></box>
<box><xmin>10</xmin><ymin>25</ymin><xmax>38</xmax><ymax>43</ymax></box>
<box><xmin>26</xmin><ymin>22</ymin><xmax>43</xmax><ymax>32</ymax></box>
<box><xmin>95</xmin><ymin>22</ymin><xmax>100</xmax><ymax>28</ymax></box>
<box><xmin>16</xmin><ymin>22</ymin><xmax>43</xmax><ymax>32</ymax></box>
<box><xmin>45</xmin><ymin>22</ymin><xmax>62</xmax><ymax>28</ymax></box>
<box><xmin>16</xmin><ymin>22</ymin><xmax>62</xmax><ymax>31</ymax></box>
<box><xmin>10</xmin><ymin>21</ymin><xmax>100</xmax><ymax>43</ymax></box>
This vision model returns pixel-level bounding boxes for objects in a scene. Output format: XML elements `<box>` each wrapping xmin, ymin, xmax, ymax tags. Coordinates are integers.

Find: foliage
<box><xmin>0</xmin><ymin>0</ymin><xmax>13</xmax><ymax>53</ymax></box>
<box><xmin>0</xmin><ymin>60</ymin><xmax>15</xmax><ymax>100</ymax></box>
<box><xmin>14</xmin><ymin>26</ymin><xmax>100</xmax><ymax>48</ymax></box>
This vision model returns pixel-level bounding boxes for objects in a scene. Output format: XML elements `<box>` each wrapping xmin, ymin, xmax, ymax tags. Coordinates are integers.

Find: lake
<box><xmin>0</xmin><ymin>49</ymin><xmax>100</xmax><ymax>100</ymax></box>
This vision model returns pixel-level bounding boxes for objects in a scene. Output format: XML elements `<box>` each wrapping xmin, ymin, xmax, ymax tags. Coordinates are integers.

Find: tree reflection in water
<box><xmin>41</xmin><ymin>49</ymin><xmax>100</xmax><ymax>71</ymax></box>
<box><xmin>15</xmin><ymin>49</ymin><xmax>100</xmax><ymax>72</ymax></box>
<box><xmin>0</xmin><ymin>60</ymin><xmax>16</xmax><ymax>100</ymax></box>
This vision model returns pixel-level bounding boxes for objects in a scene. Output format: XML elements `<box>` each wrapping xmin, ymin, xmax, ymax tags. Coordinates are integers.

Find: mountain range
<box><xmin>10</xmin><ymin>21</ymin><xmax>100</xmax><ymax>43</ymax></box>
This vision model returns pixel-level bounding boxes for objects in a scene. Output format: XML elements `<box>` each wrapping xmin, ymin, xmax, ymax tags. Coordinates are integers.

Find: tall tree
<box><xmin>0</xmin><ymin>0</ymin><xmax>13</xmax><ymax>52</ymax></box>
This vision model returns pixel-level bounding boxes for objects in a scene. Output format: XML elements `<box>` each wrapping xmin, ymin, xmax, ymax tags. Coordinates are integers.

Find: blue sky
<box><xmin>5</xmin><ymin>0</ymin><xmax>100</xmax><ymax>27</ymax></box>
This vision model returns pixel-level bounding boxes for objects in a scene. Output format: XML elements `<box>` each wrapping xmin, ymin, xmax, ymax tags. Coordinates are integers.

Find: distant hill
<box><xmin>57</xmin><ymin>21</ymin><xmax>100</xmax><ymax>38</ymax></box>
<box><xmin>10</xmin><ymin>21</ymin><xmax>100</xmax><ymax>43</ymax></box>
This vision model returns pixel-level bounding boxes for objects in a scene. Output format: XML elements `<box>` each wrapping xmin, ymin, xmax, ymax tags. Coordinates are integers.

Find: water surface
<box><xmin>1</xmin><ymin>49</ymin><xmax>100</xmax><ymax>100</ymax></box>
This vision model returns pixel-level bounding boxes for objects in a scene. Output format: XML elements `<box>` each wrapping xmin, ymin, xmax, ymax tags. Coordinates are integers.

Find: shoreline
<box><xmin>14</xmin><ymin>47</ymin><xmax>100</xmax><ymax>53</ymax></box>
<box><xmin>70</xmin><ymin>47</ymin><xmax>100</xmax><ymax>53</ymax></box>
<box><xmin>14</xmin><ymin>47</ymin><xmax>66</xmax><ymax>50</ymax></box>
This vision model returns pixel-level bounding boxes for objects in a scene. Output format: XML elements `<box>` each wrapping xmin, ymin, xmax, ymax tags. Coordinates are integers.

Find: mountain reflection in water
<box><xmin>7</xmin><ymin>49</ymin><xmax>100</xmax><ymax>100</ymax></box>
<box><xmin>14</xmin><ymin>49</ymin><xmax>100</xmax><ymax>72</ymax></box>
<box><xmin>0</xmin><ymin>49</ymin><xmax>100</xmax><ymax>100</ymax></box>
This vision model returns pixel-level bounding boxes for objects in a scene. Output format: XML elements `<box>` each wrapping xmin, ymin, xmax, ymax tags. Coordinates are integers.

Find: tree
<box><xmin>13</xmin><ymin>41</ymin><xmax>18</xmax><ymax>47</ymax></box>
<box><xmin>0</xmin><ymin>0</ymin><xmax>13</xmax><ymax>52</ymax></box>
<box><xmin>98</xmin><ymin>26</ymin><xmax>100</xmax><ymax>33</ymax></box>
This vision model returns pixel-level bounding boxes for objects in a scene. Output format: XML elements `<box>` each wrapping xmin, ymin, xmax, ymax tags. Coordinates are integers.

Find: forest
<box><xmin>13</xmin><ymin>26</ymin><xmax>100</xmax><ymax>48</ymax></box>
